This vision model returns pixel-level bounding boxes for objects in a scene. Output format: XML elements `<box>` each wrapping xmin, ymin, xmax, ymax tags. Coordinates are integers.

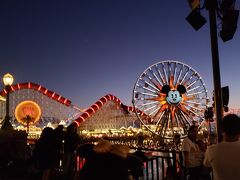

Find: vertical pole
<box><xmin>6</xmin><ymin>85</ymin><xmax>10</xmax><ymax>119</ymax></box>
<box><xmin>27</xmin><ymin>121</ymin><xmax>29</xmax><ymax>134</ymax></box>
<box><xmin>206</xmin><ymin>0</ymin><xmax>223</xmax><ymax>143</ymax></box>
<box><xmin>156</xmin><ymin>157</ymin><xmax>159</xmax><ymax>180</ymax></box>
<box><xmin>1</xmin><ymin>85</ymin><xmax>13</xmax><ymax>130</ymax></box>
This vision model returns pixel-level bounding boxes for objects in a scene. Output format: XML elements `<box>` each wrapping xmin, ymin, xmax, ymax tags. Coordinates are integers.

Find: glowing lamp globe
<box><xmin>3</xmin><ymin>73</ymin><xmax>14</xmax><ymax>86</ymax></box>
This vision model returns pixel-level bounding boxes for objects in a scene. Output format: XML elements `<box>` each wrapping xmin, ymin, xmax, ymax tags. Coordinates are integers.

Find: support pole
<box><xmin>1</xmin><ymin>85</ymin><xmax>13</xmax><ymax>130</ymax></box>
<box><xmin>6</xmin><ymin>85</ymin><xmax>10</xmax><ymax>119</ymax></box>
<box><xmin>206</xmin><ymin>0</ymin><xmax>223</xmax><ymax>143</ymax></box>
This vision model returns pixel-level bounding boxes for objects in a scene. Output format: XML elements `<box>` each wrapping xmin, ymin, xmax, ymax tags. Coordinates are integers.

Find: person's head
<box><xmin>56</xmin><ymin>125</ymin><xmax>64</xmax><ymax>131</ymax></box>
<box><xmin>93</xmin><ymin>139</ymin><xmax>112</xmax><ymax>153</ymax></box>
<box><xmin>222</xmin><ymin>114</ymin><xmax>240</xmax><ymax>139</ymax></box>
<box><xmin>110</xmin><ymin>144</ymin><xmax>130</xmax><ymax>158</ymax></box>
<box><xmin>77</xmin><ymin>143</ymin><xmax>95</xmax><ymax>159</ymax></box>
<box><xmin>39</xmin><ymin>127</ymin><xmax>54</xmax><ymax>141</ymax></box>
<box><xmin>173</xmin><ymin>133</ymin><xmax>181</xmax><ymax>145</ymax></box>
<box><xmin>188</xmin><ymin>125</ymin><xmax>198</xmax><ymax>140</ymax></box>
<box><xmin>197</xmin><ymin>140</ymin><xmax>207</xmax><ymax>152</ymax></box>
<box><xmin>67</xmin><ymin>123</ymin><xmax>77</xmax><ymax>133</ymax></box>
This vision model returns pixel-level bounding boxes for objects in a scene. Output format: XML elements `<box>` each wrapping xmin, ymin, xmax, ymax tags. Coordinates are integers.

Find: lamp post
<box><xmin>1</xmin><ymin>73</ymin><xmax>14</xmax><ymax>130</ymax></box>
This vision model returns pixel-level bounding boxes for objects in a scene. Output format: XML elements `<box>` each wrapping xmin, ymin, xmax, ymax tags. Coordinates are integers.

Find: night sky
<box><xmin>0</xmin><ymin>0</ymin><xmax>240</xmax><ymax>109</ymax></box>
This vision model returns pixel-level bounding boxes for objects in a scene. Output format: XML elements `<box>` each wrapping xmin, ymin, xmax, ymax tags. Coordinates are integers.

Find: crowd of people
<box><xmin>182</xmin><ymin>125</ymin><xmax>211</xmax><ymax>180</ymax></box>
<box><xmin>182</xmin><ymin>113</ymin><xmax>240</xmax><ymax>180</ymax></box>
<box><xmin>24</xmin><ymin>123</ymin><xmax>146</xmax><ymax>180</ymax></box>
<box><xmin>1</xmin><ymin>113</ymin><xmax>240</xmax><ymax>180</ymax></box>
<box><xmin>31</xmin><ymin>123</ymin><xmax>81</xmax><ymax>180</ymax></box>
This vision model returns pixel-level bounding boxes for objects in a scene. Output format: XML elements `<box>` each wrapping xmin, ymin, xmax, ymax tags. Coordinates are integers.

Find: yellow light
<box><xmin>15</xmin><ymin>100</ymin><xmax>42</xmax><ymax>125</ymax></box>
<box><xmin>160</xmin><ymin>100</ymin><xmax>167</xmax><ymax>105</ymax></box>
<box><xmin>3</xmin><ymin>73</ymin><xmax>14</xmax><ymax>86</ymax></box>
<box><xmin>0</xmin><ymin>95</ymin><xmax>6</xmax><ymax>101</ymax></box>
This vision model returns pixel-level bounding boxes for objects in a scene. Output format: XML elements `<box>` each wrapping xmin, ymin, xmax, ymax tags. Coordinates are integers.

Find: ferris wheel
<box><xmin>132</xmin><ymin>60</ymin><xmax>209</xmax><ymax>138</ymax></box>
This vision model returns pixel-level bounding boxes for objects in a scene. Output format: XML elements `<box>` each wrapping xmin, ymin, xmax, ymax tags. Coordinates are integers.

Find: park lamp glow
<box><xmin>1</xmin><ymin>73</ymin><xmax>14</xmax><ymax>130</ymax></box>
<box><xmin>3</xmin><ymin>73</ymin><xmax>14</xmax><ymax>86</ymax></box>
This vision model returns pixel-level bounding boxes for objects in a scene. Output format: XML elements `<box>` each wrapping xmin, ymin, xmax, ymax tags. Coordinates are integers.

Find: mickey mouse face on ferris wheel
<box><xmin>167</xmin><ymin>90</ymin><xmax>182</xmax><ymax>104</ymax></box>
<box><xmin>161</xmin><ymin>85</ymin><xmax>186</xmax><ymax>105</ymax></box>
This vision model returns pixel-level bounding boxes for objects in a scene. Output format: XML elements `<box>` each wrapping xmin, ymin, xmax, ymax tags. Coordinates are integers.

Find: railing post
<box><xmin>151</xmin><ymin>158</ymin><xmax>154</xmax><ymax>179</ymax></box>
<box><xmin>156</xmin><ymin>157</ymin><xmax>160</xmax><ymax>180</ymax></box>
<box><xmin>172</xmin><ymin>151</ymin><xmax>177</xmax><ymax>179</ymax></box>
<box><xmin>146</xmin><ymin>161</ymin><xmax>149</xmax><ymax>180</ymax></box>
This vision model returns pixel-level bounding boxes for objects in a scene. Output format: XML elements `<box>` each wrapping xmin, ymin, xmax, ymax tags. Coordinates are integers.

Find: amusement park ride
<box><xmin>0</xmin><ymin>81</ymin><xmax>83</xmax><ymax>139</ymax></box>
<box><xmin>133</xmin><ymin>60</ymin><xmax>209</xmax><ymax>139</ymax></box>
<box><xmin>2</xmin><ymin>60</ymin><xmax>233</xmax><ymax>146</ymax></box>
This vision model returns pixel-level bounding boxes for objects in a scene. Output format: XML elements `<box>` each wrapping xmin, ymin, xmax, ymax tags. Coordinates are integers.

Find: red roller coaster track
<box><xmin>0</xmin><ymin>82</ymin><xmax>71</xmax><ymax>106</ymax></box>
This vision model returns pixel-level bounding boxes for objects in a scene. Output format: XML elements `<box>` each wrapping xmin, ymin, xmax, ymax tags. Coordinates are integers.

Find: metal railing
<box><xmin>75</xmin><ymin>149</ymin><xmax>184</xmax><ymax>180</ymax></box>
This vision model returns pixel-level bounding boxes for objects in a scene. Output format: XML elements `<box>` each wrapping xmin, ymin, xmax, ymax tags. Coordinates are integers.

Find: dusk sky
<box><xmin>0</xmin><ymin>0</ymin><xmax>240</xmax><ymax>109</ymax></box>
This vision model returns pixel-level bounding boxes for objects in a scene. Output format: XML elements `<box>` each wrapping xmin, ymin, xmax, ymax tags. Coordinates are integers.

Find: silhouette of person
<box><xmin>204</xmin><ymin>114</ymin><xmax>240</xmax><ymax>180</ymax></box>
<box><xmin>33</xmin><ymin>127</ymin><xmax>57</xmax><ymax>180</ymax></box>
<box><xmin>53</xmin><ymin>125</ymin><xmax>65</xmax><ymax>169</ymax></box>
<box><xmin>63</xmin><ymin>123</ymin><xmax>80</xmax><ymax>179</ymax></box>
<box><xmin>182</xmin><ymin>125</ymin><xmax>207</xmax><ymax>180</ymax></box>
<box><xmin>77</xmin><ymin>140</ymin><xmax>129</xmax><ymax>180</ymax></box>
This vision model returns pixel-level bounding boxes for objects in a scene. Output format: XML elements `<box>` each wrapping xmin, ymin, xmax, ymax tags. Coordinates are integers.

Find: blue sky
<box><xmin>0</xmin><ymin>0</ymin><xmax>240</xmax><ymax>109</ymax></box>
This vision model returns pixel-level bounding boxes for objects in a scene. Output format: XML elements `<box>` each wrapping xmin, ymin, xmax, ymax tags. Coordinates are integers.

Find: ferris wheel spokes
<box><xmin>133</xmin><ymin>60</ymin><xmax>209</xmax><ymax>138</ymax></box>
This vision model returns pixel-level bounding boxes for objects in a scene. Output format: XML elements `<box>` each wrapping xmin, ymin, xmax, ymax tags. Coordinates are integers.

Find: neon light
<box><xmin>93</xmin><ymin>104</ymin><xmax>99</xmax><ymax>110</ymax></box>
<box><xmin>0</xmin><ymin>82</ymin><xmax>71</xmax><ymax>107</ymax></box>
<box><xmin>44</xmin><ymin>89</ymin><xmax>48</xmax><ymax>94</ymax></box>
<box><xmin>72</xmin><ymin>105</ymin><xmax>84</xmax><ymax>112</ymax></box>
<box><xmin>108</xmin><ymin>94</ymin><xmax>112</xmax><ymax>100</ymax></box>
<box><xmin>99</xmin><ymin>100</ymin><xmax>103</xmax><ymax>106</ymax></box>
<box><xmin>90</xmin><ymin>107</ymin><xmax>95</xmax><ymax>113</ymax></box>
<box><xmin>15</xmin><ymin>100</ymin><xmax>42</xmax><ymax>125</ymax></box>
<box><xmin>11</xmin><ymin>86</ymin><xmax>15</xmax><ymax>91</ymax></box>
<box><xmin>103</xmin><ymin>96</ymin><xmax>108</xmax><ymax>102</ymax></box>
<box><xmin>73</xmin><ymin>94</ymin><xmax>150</xmax><ymax>125</ymax></box>
<box><xmin>84</xmin><ymin>112</ymin><xmax>90</xmax><ymax>118</ymax></box>
<box><xmin>79</xmin><ymin>116</ymin><xmax>85</xmax><ymax>122</ymax></box>
<box><xmin>73</xmin><ymin>121</ymin><xmax>80</xmax><ymax>127</ymax></box>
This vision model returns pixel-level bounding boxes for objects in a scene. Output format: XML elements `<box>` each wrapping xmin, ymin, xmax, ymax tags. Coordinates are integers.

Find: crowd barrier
<box><xmin>75</xmin><ymin>149</ymin><xmax>184</xmax><ymax>180</ymax></box>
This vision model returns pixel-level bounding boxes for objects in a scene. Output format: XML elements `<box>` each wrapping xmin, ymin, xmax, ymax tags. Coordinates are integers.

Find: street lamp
<box><xmin>1</xmin><ymin>73</ymin><xmax>14</xmax><ymax>130</ymax></box>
